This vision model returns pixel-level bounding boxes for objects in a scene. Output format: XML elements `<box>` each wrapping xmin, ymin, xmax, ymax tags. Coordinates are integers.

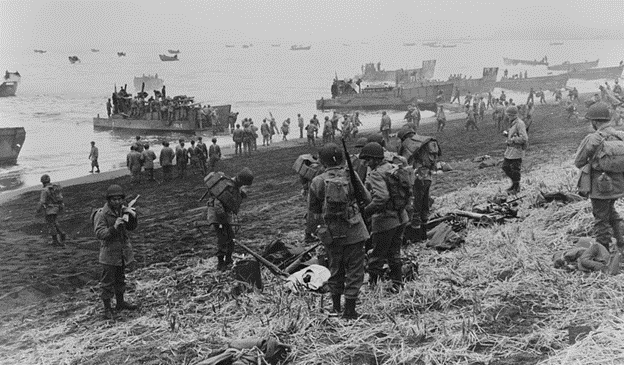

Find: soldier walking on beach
<box><xmin>37</xmin><ymin>174</ymin><xmax>67</xmax><ymax>246</ymax></box>
<box><xmin>436</xmin><ymin>105</ymin><xmax>446</xmax><ymax>132</ymax></box>
<box><xmin>205</xmin><ymin>168</ymin><xmax>254</xmax><ymax>271</ymax></box>
<box><xmin>127</xmin><ymin>146</ymin><xmax>143</xmax><ymax>184</ymax></box>
<box><xmin>208</xmin><ymin>137</ymin><xmax>222</xmax><ymax>173</ymax></box>
<box><xmin>308</xmin><ymin>143</ymin><xmax>370</xmax><ymax>319</ymax></box>
<box><xmin>306</xmin><ymin>121</ymin><xmax>318</xmax><ymax>147</ymax></box>
<box><xmin>451</xmin><ymin>87</ymin><xmax>460</xmax><ymax>104</ymax></box>
<box><xmin>142</xmin><ymin>144</ymin><xmax>157</xmax><ymax>181</ymax></box>
<box><xmin>94</xmin><ymin>184</ymin><xmax>139</xmax><ymax>320</ymax></box>
<box><xmin>502</xmin><ymin>106</ymin><xmax>528</xmax><ymax>194</ymax></box>
<box><xmin>159</xmin><ymin>141</ymin><xmax>175</xmax><ymax>181</ymax></box>
<box><xmin>311</xmin><ymin>114</ymin><xmax>320</xmax><ymax>139</ymax></box>
<box><xmin>89</xmin><ymin>141</ymin><xmax>100</xmax><ymax>173</ymax></box>
<box><xmin>175</xmin><ymin>140</ymin><xmax>188</xmax><ymax>179</ymax></box>
<box><xmin>380</xmin><ymin>111</ymin><xmax>391</xmax><ymax>146</ymax></box>
<box><xmin>574</xmin><ymin>103</ymin><xmax>624</xmax><ymax>254</ymax></box>
<box><xmin>359</xmin><ymin>142</ymin><xmax>409</xmax><ymax>293</ymax></box>
<box><xmin>243</xmin><ymin>123</ymin><xmax>254</xmax><ymax>156</ymax></box>
<box><xmin>298</xmin><ymin>114</ymin><xmax>304</xmax><ymax>139</ymax></box>
<box><xmin>233</xmin><ymin>124</ymin><xmax>244</xmax><ymax>154</ymax></box>
<box><xmin>196</xmin><ymin>137</ymin><xmax>208</xmax><ymax>175</ymax></box>
<box><xmin>106</xmin><ymin>98</ymin><xmax>112</xmax><ymax>118</ymax></box>
<box><xmin>323</xmin><ymin>116</ymin><xmax>333</xmax><ymax>144</ymax></box>
<box><xmin>527</xmin><ymin>88</ymin><xmax>535</xmax><ymax>105</ymax></box>
<box><xmin>250</xmin><ymin>120</ymin><xmax>259</xmax><ymax>151</ymax></box>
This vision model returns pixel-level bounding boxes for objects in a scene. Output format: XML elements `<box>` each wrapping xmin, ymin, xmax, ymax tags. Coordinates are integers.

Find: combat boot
<box><xmin>115</xmin><ymin>292</ymin><xmax>138</xmax><ymax>311</ymax></box>
<box><xmin>224</xmin><ymin>253</ymin><xmax>233</xmax><ymax>268</ymax></box>
<box><xmin>102</xmin><ymin>299</ymin><xmax>116</xmax><ymax>320</ymax></box>
<box><xmin>342</xmin><ymin>298</ymin><xmax>360</xmax><ymax>320</ymax></box>
<box><xmin>216</xmin><ymin>256</ymin><xmax>226</xmax><ymax>271</ymax></box>
<box><xmin>329</xmin><ymin>294</ymin><xmax>342</xmax><ymax>317</ymax></box>
<box><xmin>368</xmin><ymin>273</ymin><xmax>379</xmax><ymax>288</ymax></box>
<box><xmin>419</xmin><ymin>226</ymin><xmax>428</xmax><ymax>242</ymax></box>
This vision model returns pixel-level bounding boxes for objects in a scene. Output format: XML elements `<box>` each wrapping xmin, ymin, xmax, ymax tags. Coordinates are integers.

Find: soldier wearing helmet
<box><xmin>575</xmin><ymin>103</ymin><xmax>624</xmax><ymax>254</ymax></box>
<box><xmin>502</xmin><ymin>105</ymin><xmax>528</xmax><ymax>194</ymax></box>
<box><xmin>208</xmin><ymin>137</ymin><xmax>222</xmax><ymax>174</ymax></box>
<box><xmin>93</xmin><ymin>184</ymin><xmax>139</xmax><ymax>319</ymax></box>
<box><xmin>36</xmin><ymin>174</ymin><xmax>67</xmax><ymax>246</ymax></box>
<box><xmin>359</xmin><ymin>142</ymin><xmax>409</xmax><ymax>293</ymax></box>
<box><xmin>205</xmin><ymin>167</ymin><xmax>254</xmax><ymax>271</ymax></box>
<box><xmin>379</xmin><ymin>111</ymin><xmax>392</xmax><ymax>146</ymax></box>
<box><xmin>308</xmin><ymin>143</ymin><xmax>370</xmax><ymax>319</ymax></box>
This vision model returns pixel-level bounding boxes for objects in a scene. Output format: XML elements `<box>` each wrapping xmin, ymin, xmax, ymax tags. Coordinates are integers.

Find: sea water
<box><xmin>0</xmin><ymin>39</ymin><xmax>622</xmax><ymax>193</ymax></box>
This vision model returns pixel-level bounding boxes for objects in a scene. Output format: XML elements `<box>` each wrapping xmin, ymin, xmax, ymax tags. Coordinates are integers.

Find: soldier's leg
<box><xmin>368</xmin><ymin>230</ymin><xmax>393</xmax><ymax>284</ymax></box>
<box><xmin>343</xmin><ymin>241</ymin><xmax>365</xmax><ymax>318</ymax></box>
<box><xmin>388</xmin><ymin>224</ymin><xmax>405</xmax><ymax>289</ymax></box>
<box><xmin>592</xmin><ymin>199</ymin><xmax>614</xmax><ymax>251</ymax></box>
<box><xmin>326</xmin><ymin>244</ymin><xmax>346</xmax><ymax>297</ymax></box>
<box><xmin>100</xmin><ymin>264</ymin><xmax>117</xmax><ymax>317</ymax></box>
<box><xmin>45</xmin><ymin>214</ymin><xmax>61</xmax><ymax>244</ymax></box>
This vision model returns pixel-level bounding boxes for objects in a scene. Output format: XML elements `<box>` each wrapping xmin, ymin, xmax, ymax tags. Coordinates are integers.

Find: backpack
<box><xmin>204</xmin><ymin>172</ymin><xmax>243</xmax><ymax>214</ymax></box>
<box><xmin>322</xmin><ymin>172</ymin><xmax>356</xmax><ymax>224</ymax></box>
<box><xmin>384</xmin><ymin>164</ymin><xmax>413</xmax><ymax>211</ymax></box>
<box><xmin>293</xmin><ymin>154</ymin><xmax>323</xmax><ymax>181</ymax></box>
<box><xmin>400</xmin><ymin>134</ymin><xmax>441</xmax><ymax>168</ymax></box>
<box><xmin>47</xmin><ymin>184</ymin><xmax>64</xmax><ymax>205</ymax></box>
<box><xmin>593</xmin><ymin>131</ymin><xmax>624</xmax><ymax>172</ymax></box>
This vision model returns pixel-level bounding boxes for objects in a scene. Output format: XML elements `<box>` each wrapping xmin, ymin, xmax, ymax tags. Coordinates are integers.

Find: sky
<box><xmin>1</xmin><ymin>0</ymin><xmax>624</xmax><ymax>48</ymax></box>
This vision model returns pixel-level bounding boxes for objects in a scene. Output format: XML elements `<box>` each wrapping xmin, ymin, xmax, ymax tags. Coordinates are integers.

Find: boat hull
<box><xmin>93</xmin><ymin>105</ymin><xmax>231</xmax><ymax>133</ymax></box>
<box><xmin>159</xmin><ymin>55</ymin><xmax>178</xmax><ymax>61</ymax></box>
<box><xmin>0</xmin><ymin>127</ymin><xmax>26</xmax><ymax>165</ymax></box>
<box><xmin>0</xmin><ymin>82</ymin><xmax>18</xmax><ymax>97</ymax></box>
<box><xmin>495</xmin><ymin>74</ymin><xmax>569</xmax><ymax>92</ymax></box>
<box><xmin>503</xmin><ymin>57</ymin><xmax>548</xmax><ymax>66</ymax></box>
<box><xmin>568</xmin><ymin>65</ymin><xmax>624</xmax><ymax>80</ymax></box>
<box><xmin>548</xmin><ymin>59</ymin><xmax>599</xmax><ymax>71</ymax></box>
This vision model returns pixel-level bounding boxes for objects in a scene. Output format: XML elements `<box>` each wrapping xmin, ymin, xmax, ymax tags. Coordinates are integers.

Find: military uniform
<box><xmin>502</xmin><ymin>113</ymin><xmax>528</xmax><ymax>193</ymax></box>
<box><xmin>159</xmin><ymin>145</ymin><xmax>175</xmax><ymax>181</ymax></box>
<box><xmin>175</xmin><ymin>144</ymin><xmax>188</xmax><ymax>178</ymax></box>
<box><xmin>89</xmin><ymin>144</ymin><xmax>100</xmax><ymax>173</ymax></box>
<box><xmin>208</xmin><ymin>143</ymin><xmax>221</xmax><ymax>173</ymax></box>
<box><xmin>38</xmin><ymin>181</ymin><xmax>66</xmax><ymax>244</ymax></box>
<box><xmin>380</xmin><ymin>114</ymin><xmax>392</xmax><ymax>145</ymax></box>
<box><xmin>141</xmin><ymin>147</ymin><xmax>157</xmax><ymax>181</ymax></box>
<box><xmin>233</xmin><ymin>127</ymin><xmax>244</xmax><ymax>154</ymax></box>
<box><xmin>127</xmin><ymin>148</ymin><xmax>143</xmax><ymax>184</ymax></box>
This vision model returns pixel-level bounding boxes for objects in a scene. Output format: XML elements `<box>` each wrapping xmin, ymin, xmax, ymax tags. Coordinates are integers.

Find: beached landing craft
<box><xmin>495</xmin><ymin>73</ymin><xmax>569</xmax><ymax>92</ymax></box>
<box><xmin>448</xmin><ymin>68</ymin><xmax>498</xmax><ymax>94</ymax></box>
<box><xmin>548</xmin><ymin>59</ymin><xmax>599</xmax><ymax>71</ymax></box>
<box><xmin>133</xmin><ymin>74</ymin><xmax>164</xmax><ymax>93</ymax></box>
<box><xmin>159</xmin><ymin>54</ymin><xmax>179</xmax><ymax>61</ymax></box>
<box><xmin>290</xmin><ymin>45</ymin><xmax>311</xmax><ymax>51</ymax></box>
<box><xmin>357</xmin><ymin>61</ymin><xmax>437</xmax><ymax>86</ymax></box>
<box><xmin>503</xmin><ymin>56</ymin><xmax>549</xmax><ymax>66</ymax></box>
<box><xmin>568</xmin><ymin>64</ymin><xmax>624</xmax><ymax>80</ymax></box>
<box><xmin>0</xmin><ymin>71</ymin><xmax>21</xmax><ymax>97</ymax></box>
<box><xmin>0</xmin><ymin>127</ymin><xmax>26</xmax><ymax>165</ymax></box>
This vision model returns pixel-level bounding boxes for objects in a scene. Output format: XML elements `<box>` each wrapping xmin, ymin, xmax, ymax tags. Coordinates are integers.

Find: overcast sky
<box><xmin>1</xmin><ymin>0</ymin><xmax>623</xmax><ymax>47</ymax></box>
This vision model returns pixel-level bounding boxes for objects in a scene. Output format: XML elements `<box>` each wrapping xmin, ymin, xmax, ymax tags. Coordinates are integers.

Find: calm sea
<box><xmin>0</xmin><ymin>39</ymin><xmax>622</xmax><ymax>193</ymax></box>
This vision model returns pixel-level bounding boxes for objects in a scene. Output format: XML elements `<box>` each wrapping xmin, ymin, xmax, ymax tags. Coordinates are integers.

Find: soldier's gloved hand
<box><xmin>123</xmin><ymin>206</ymin><xmax>137</xmax><ymax>217</ymax></box>
<box><xmin>114</xmin><ymin>217</ymin><xmax>125</xmax><ymax>230</ymax></box>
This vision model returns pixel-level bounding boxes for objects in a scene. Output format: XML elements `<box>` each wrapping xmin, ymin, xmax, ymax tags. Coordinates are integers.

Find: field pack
<box><xmin>322</xmin><ymin>173</ymin><xmax>353</xmax><ymax>223</ymax></box>
<box><xmin>594</xmin><ymin>131</ymin><xmax>624</xmax><ymax>173</ymax></box>
<box><xmin>204</xmin><ymin>172</ymin><xmax>243</xmax><ymax>214</ymax></box>
<box><xmin>292</xmin><ymin>154</ymin><xmax>323</xmax><ymax>181</ymax></box>
<box><xmin>400</xmin><ymin>134</ymin><xmax>441</xmax><ymax>168</ymax></box>
<box><xmin>47</xmin><ymin>184</ymin><xmax>64</xmax><ymax>204</ymax></box>
<box><xmin>384</xmin><ymin>165</ymin><xmax>413</xmax><ymax>211</ymax></box>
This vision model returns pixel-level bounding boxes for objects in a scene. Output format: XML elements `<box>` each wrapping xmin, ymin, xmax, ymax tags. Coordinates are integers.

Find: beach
<box><xmin>4</xmin><ymin>97</ymin><xmax>621</xmax><ymax>364</ymax></box>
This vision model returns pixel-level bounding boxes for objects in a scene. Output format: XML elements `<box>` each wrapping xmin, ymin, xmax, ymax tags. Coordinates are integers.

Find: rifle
<box><xmin>122</xmin><ymin>195</ymin><xmax>140</xmax><ymax>222</ymax></box>
<box><xmin>236</xmin><ymin>240</ymin><xmax>289</xmax><ymax>279</ymax></box>
<box><xmin>198</xmin><ymin>189</ymin><xmax>210</xmax><ymax>202</ymax></box>
<box><xmin>283</xmin><ymin>241</ymin><xmax>323</xmax><ymax>274</ymax></box>
<box><xmin>341</xmin><ymin>137</ymin><xmax>367</xmax><ymax>214</ymax></box>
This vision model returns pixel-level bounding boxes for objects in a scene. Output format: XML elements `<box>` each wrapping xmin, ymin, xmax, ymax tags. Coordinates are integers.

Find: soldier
<box><xmin>281</xmin><ymin>118</ymin><xmax>290</xmax><ymax>141</ymax></box>
<box><xmin>554</xmin><ymin>89</ymin><xmax>563</xmax><ymax>103</ymax></box>
<box><xmin>233</xmin><ymin>124</ymin><xmax>244</xmax><ymax>154</ymax></box>
<box><xmin>323</xmin><ymin>116</ymin><xmax>333</xmax><ymax>144</ymax></box>
<box><xmin>574</xmin><ymin>103</ymin><xmax>624</xmax><ymax>253</ymax></box>
<box><xmin>243</xmin><ymin>123</ymin><xmax>254</xmax><ymax>156</ymax></box>
<box><xmin>127</xmin><ymin>146</ymin><xmax>143</xmax><ymax>184</ymax></box>
<box><xmin>142</xmin><ymin>144</ymin><xmax>157</xmax><ymax>181</ymax></box>
<box><xmin>359</xmin><ymin>142</ymin><xmax>409</xmax><ymax>293</ymax></box>
<box><xmin>500</xmin><ymin>91</ymin><xmax>507</xmax><ymax>102</ymax></box>
<box><xmin>188</xmin><ymin>140</ymin><xmax>199</xmax><ymax>175</ymax></box>
<box><xmin>93</xmin><ymin>184</ymin><xmax>139</xmax><ymax>320</ymax></box>
<box><xmin>330</xmin><ymin>112</ymin><xmax>340</xmax><ymax>141</ymax></box>
<box><xmin>311</xmin><ymin>114</ymin><xmax>320</xmax><ymax>138</ymax></box>
<box><xmin>37</xmin><ymin>174</ymin><xmax>66</xmax><ymax>246</ymax></box>
<box><xmin>250</xmin><ymin>120</ymin><xmax>259</xmax><ymax>151</ymax></box>
<box><xmin>175</xmin><ymin>141</ymin><xmax>188</xmax><ymax>179</ymax></box>
<box><xmin>132</xmin><ymin>136</ymin><xmax>144</xmax><ymax>153</ymax></box>
<box><xmin>527</xmin><ymin>87</ymin><xmax>535</xmax><ymax>104</ymax></box>
<box><xmin>308</xmin><ymin>143</ymin><xmax>370</xmax><ymax>319</ymax></box>
<box><xmin>566</xmin><ymin>101</ymin><xmax>578</xmax><ymax>123</ymax></box>
<box><xmin>206</xmin><ymin>168</ymin><xmax>254</xmax><ymax>270</ymax></box>
<box><xmin>380</xmin><ymin>111</ymin><xmax>392</xmax><ymax>146</ymax></box>
<box><xmin>465</xmin><ymin>106</ymin><xmax>478</xmax><ymax>130</ymax></box>
<box><xmin>436</xmin><ymin>105</ymin><xmax>446</xmax><ymax>132</ymax></box>
<box><xmin>208</xmin><ymin>137</ymin><xmax>222</xmax><ymax>173</ymax></box>
<box><xmin>106</xmin><ymin>98</ymin><xmax>112</xmax><ymax>117</ymax></box>
<box><xmin>196</xmin><ymin>136</ymin><xmax>208</xmax><ymax>175</ymax></box>
<box><xmin>298</xmin><ymin>113</ymin><xmax>304</xmax><ymax>139</ymax></box>
<box><xmin>305</xmin><ymin>120</ymin><xmax>318</xmax><ymax>147</ymax></box>
<box><xmin>502</xmin><ymin>106</ymin><xmax>528</xmax><ymax>194</ymax></box>
<box><xmin>269</xmin><ymin>115</ymin><xmax>279</xmax><ymax>141</ymax></box>
<box><xmin>451</xmin><ymin>86</ymin><xmax>460</xmax><ymax>104</ymax></box>
<box><xmin>478</xmin><ymin>97</ymin><xmax>486</xmax><ymax>123</ymax></box>
<box><xmin>538</xmin><ymin>89</ymin><xmax>546</xmax><ymax>104</ymax></box>
<box><xmin>494</xmin><ymin>100</ymin><xmax>506</xmax><ymax>131</ymax></box>
<box><xmin>159</xmin><ymin>141</ymin><xmax>175</xmax><ymax>181</ymax></box>
<box><xmin>228</xmin><ymin>112</ymin><xmax>239</xmax><ymax>134</ymax></box>
<box><xmin>614</xmin><ymin>80</ymin><xmax>623</xmax><ymax>96</ymax></box>
<box><xmin>352</xmin><ymin>112</ymin><xmax>362</xmax><ymax>139</ymax></box>
<box><xmin>89</xmin><ymin>141</ymin><xmax>100</xmax><ymax>173</ymax></box>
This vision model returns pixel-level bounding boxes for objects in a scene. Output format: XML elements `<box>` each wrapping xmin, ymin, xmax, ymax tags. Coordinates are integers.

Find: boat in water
<box><xmin>422</xmin><ymin>42</ymin><xmax>437</xmax><ymax>47</ymax></box>
<box><xmin>117</xmin><ymin>52</ymin><xmax>126</xmax><ymax>57</ymax></box>
<box><xmin>290</xmin><ymin>45</ymin><xmax>311</xmax><ymax>51</ymax></box>
<box><xmin>403</xmin><ymin>42</ymin><xmax>416</xmax><ymax>47</ymax></box>
<box><xmin>91</xmin><ymin>49</ymin><xmax>99</xmax><ymax>52</ymax></box>
<box><xmin>33</xmin><ymin>49</ymin><xmax>46</xmax><ymax>54</ymax></box>
<box><xmin>0</xmin><ymin>127</ymin><xmax>26</xmax><ymax>165</ymax></box>
<box><xmin>495</xmin><ymin>73</ymin><xmax>569</xmax><ymax>92</ymax></box>
<box><xmin>503</xmin><ymin>56</ymin><xmax>548</xmax><ymax>66</ymax></box>
<box><xmin>133</xmin><ymin>74</ymin><xmax>164</xmax><ymax>92</ymax></box>
<box><xmin>568</xmin><ymin>64</ymin><xmax>624</xmax><ymax>80</ymax></box>
<box><xmin>225</xmin><ymin>45</ymin><xmax>235</xmax><ymax>48</ymax></box>
<box><xmin>242</xmin><ymin>44</ymin><xmax>250</xmax><ymax>49</ymax></box>
<box><xmin>441</xmin><ymin>44</ymin><xmax>456</xmax><ymax>48</ymax></box>
<box><xmin>357</xmin><ymin>60</ymin><xmax>437</xmax><ymax>87</ymax></box>
<box><xmin>69</xmin><ymin>56</ymin><xmax>80</xmax><ymax>64</ymax></box>
<box><xmin>448</xmin><ymin>67</ymin><xmax>499</xmax><ymax>94</ymax></box>
<box><xmin>316</xmin><ymin>78</ymin><xmax>454</xmax><ymax>113</ymax></box>
<box><xmin>548</xmin><ymin>59</ymin><xmax>599</xmax><ymax>71</ymax></box>
<box><xmin>159</xmin><ymin>54</ymin><xmax>179</xmax><ymax>61</ymax></box>
<box><xmin>168</xmin><ymin>49</ymin><xmax>181</xmax><ymax>54</ymax></box>
<box><xmin>0</xmin><ymin>71</ymin><xmax>21</xmax><ymax>97</ymax></box>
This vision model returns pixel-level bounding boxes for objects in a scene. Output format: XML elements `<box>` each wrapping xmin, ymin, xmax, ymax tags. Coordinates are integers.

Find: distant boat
<box><xmin>271</xmin><ymin>44</ymin><xmax>281</xmax><ymax>47</ymax></box>
<box><xmin>0</xmin><ymin>71</ymin><xmax>21</xmax><ymax>97</ymax></box>
<box><xmin>69</xmin><ymin>56</ymin><xmax>80</xmax><ymax>64</ymax></box>
<box><xmin>117</xmin><ymin>52</ymin><xmax>126</xmax><ymax>57</ymax></box>
<box><xmin>550</xmin><ymin>42</ymin><xmax>564</xmax><ymax>46</ymax></box>
<box><xmin>242</xmin><ymin>44</ymin><xmax>250</xmax><ymax>49</ymax></box>
<box><xmin>159</xmin><ymin>54</ymin><xmax>179</xmax><ymax>61</ymax></box>
<box><xmin>290</xmin><ymin>45</ymin><xmax>311</xmax><ymax>51</ymax></box>
<box><xmin>225</xmin><ymin>44</ymin><xmax>235</xmax><ymax>48</ymax></box>
<box><xmin>442</xmin><ymin>44</ymin><xmax>456</xmax><ymax>48</ymax></box>
<box><xmin>33</xmin><ymin>49</ymin><xmax>46</xmax><ymax>54</ymax></box>
<box><xmin>503</xmin><ymin>56</ymin><xmax>548</xmax><ymax>66</ymax></box>
<box><xmin>548</xmin><ymin>59</ymin><xmax>599</xmax><ymax>71</ymax></box>
<box><xmin>422</xmin><ymin>42</ymin><xmax>437</xmax><ymax>46</ymax></box>
<box><xmin>91</xmin><ymin>49</ymin><xmax>99</xmax><ymax>52</ymax></box>
<box><xmin>0</xmin><ymin>127</ymin><xmax>26</xmax><ymax>165</ymax></box>
<box><xmin>403</xmin><ymin>42</ymin><xmax>416</xmax><ymax>46</ymax></box>
<box><xmin>168</xmin><ymin>49</ymin><xmax>180</xmax><ymax>54</ymax></box>
<box><xmin>568</xmin><ymin>64</ymin><xmax>624</xmax><ymax>80</ymax></box>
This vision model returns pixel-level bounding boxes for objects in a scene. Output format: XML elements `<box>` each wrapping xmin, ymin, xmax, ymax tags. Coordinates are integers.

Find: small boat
<box><xmin>0</xmin><ymin>127</ymin><xmax>26</xmax><ymax>165</ymax></box>
<box><xmin>159</xmin><ymin>54</ymin><xmax>179</xmax><ymax>61</ymax></box>
<box><xmin>550</xmin><ymin>42</ymin><xmax>564</xmax><ymax>46</ymax></box>
<box><xmin>242</xmin><ymin>44</ymin><xmax>250</xmax><ymax>49</ymax></box>
<box><xmin>290</xmin><ymin>45</ymin><xmax>311</xmax><ymax>51</ymax></box>
<box><xmin>548</xmin><ymin>59</ymin><xmax>599</xmax><ymax>71</ymax></box>
<box><xmin>503</xmin><ymin>56</ymin><xmax>548</xmax><ymax>66</ymax></box>
<box><xmin>448</xmin><ymin>67</ymin><xmax>499</xmax><ymax>94</ymax></box>
<box><xmin>568</xmin><ymin>64</ymin><xmax>624</xmax><ymax>80</ymax></box>
<box><xmin>68</xmin><ymin>56</ymin><xmax>80</xmax><ymax>64</ymax></box>
<box><xmin>495</xmin><ymin>73</ymin><xmax>569</xmax><ymax>92</ymax></box>
<box><xmin>168</xmin><ymin>49</ymin><xmax>181</xmax><ymax>54</ymax></box>
<box><xmin>117</xmin><ymin>52</ymin><xmax>126</xmax><ymax>57</ymax></box>
<box><xmin>442</xmin><ymin>44</ymin><xmax>457</xmax><ymax>48</ymax></box>
<box><xmin>403</xmin><ymin>42</ymin><xmax>416</xmax><ymax>46</ymax></box>
<box><xmin>91</xmin><ymin>49</ymin><xmax>99</xmax><ymax>52</ymax></box>
<box><xmin>0</xmin><ymin>71</ymin><xmax>21</xmax><ymax>97</ymax></box>
<box><xmin>422</xmin><ymin>42</ymin><xmax>437</xmax><ymax>47</ymax></box>
<box><xmin>225</xmin><ymin>44</ymin><xmax>235</xmax><ymax>48</ymax></box>
<box><xmin>33</xmin><ymin>49</ymin><xmax>46</xmax><ymax>54</ymax></box>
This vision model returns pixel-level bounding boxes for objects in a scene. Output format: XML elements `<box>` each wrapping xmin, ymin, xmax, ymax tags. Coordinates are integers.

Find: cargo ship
<box><xmin>548</xmin><ymin>59</ymin><xmax>599</xmax><ymax>71</ymax></box>
<box><xmin>133</xmin><ymin>74</ymin><xmax>164</xmax><ymax>92</ymax></box>
<box><xmin>448</xmin><ymin>67</ymin><xmax>498</xmax><ymax>94</ymax></box>
<box><xmin>503</xmin><ymin>56</ymin><xmax>548</xmax><ymax>66</ymax></box>
<box><xmin>495</xmin><ymin>73</ymin><xmax>569</xmax><ymax>92</ymax></box>
<box><xmin>316</xmin><ymin>78</ymin><xmax>454</xmax><ymax>113</ymax></box>
<box><xmin>568</xmin><ymin>64</ymin><xmax>624</xmax><ymax>80</ymax></box>
<box><xmin>0</xmin><ymin>71</ymin><xmax>20</xmax><ymax>97</ymax></box>
<box><xmin>0</xmin><ymin>127</ymin><xmax>26</xmax><ymax>165</ymax></box>
<box><xmin>357</xmin><ymin>60</ymin><xmax>436</xmax><ymax>87</ymax></box>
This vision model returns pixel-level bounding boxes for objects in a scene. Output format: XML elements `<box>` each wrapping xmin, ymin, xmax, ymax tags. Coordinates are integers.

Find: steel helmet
<box><xmin>367</xmin><ymin>134</ymin><xmax>386</xmax><ymax>147</ymax></box>
<box><xmin>236</xmin><ymin>167</ymin><xmax>254</xmax><ymax>186</ymax></box>
<box><xmin>354</xmin><ymin>137</ymin><xmax>369</xmax><ymax>148</ymax></box>
<box><xmin>585</xmin><ymin>102</ymin><xmax>611</xmax><ymax>121</ymax></box>
<box><xmin>505</xmin><ymin>106</ymin><xmax>518</xmax><ymax>116</ymax></box>
<box><xmin>318</xmin><ymin>143</ymin><xmax>344</xmax><ymax>166</ymax></box>
<box><xmin>40</xmin><ymin>174</ymin><xmax>51</xmax><ymax>184</ymax></box>
<box><xmin>106</xmin><ymin>184</ymin><xmax>125</xmax><ymax>199</ymax></box>
<box><xmin>397</xmin><ymin>128</ymin><xmax>416</xmax><ymax>142</ymax></box>
<box><xmin>359</xmin><ymin>142</ymin><xmax>384</xmax><ymax>160</ymax></box>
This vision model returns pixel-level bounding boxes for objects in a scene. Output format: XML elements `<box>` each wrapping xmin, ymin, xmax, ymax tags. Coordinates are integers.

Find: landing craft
<box><xmin>548</xmin><ymin>59</ymin><xmax>599</xmax><ymax>72</ymax></box>
<box><xmin>0</xmin><ymin>127</ymin><xmax>26</xmax><ymax>165</ymax></box>
<box><xmin>159</xmin><ymin>54</ymin><xmax>178</xmax><ymax>61</ymax></box>
<box><xmin>0</xmin><ymin>71</ymin><xmax>21</xmax><ymax>97</ymax></box>
<box><xmin>567</xmin><ymin>64</ymin><xmax>624</xmax><ymax>80</ymax></box>
<box><xmin>68</xmin><ymin>56</ymin><xmax>80</xmax><ymax>64</ymax></box>
<box><xmin>503</xmin><ymin>56</ymin><xmax>548</xmax><ymax>66</ymax></box>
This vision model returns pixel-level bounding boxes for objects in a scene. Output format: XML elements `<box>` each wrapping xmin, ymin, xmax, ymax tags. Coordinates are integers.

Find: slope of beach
<box><xmin>1</xmin><ymin>98</ymin><xmax>623</xmax><ymax>364</ymax></box>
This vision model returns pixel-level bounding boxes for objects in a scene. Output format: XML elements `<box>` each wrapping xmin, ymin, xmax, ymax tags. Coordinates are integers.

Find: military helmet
<box><xmin>397</xmin><ymin>128</ymin><xmax>416</xmax><ymax>142</ymax></box>
<box><xmin>106</xmin><ymin>184</ymin><xmax>125</xmax><ymax>199</ymax></box>
<box><xmin>505</xmin><ymin>105</ymin><xmax>519</xmax><ymax>116</ymax></box>
<box><xmin>236</xmin><ymin>167</ymin><xmax>254</xmax><ymax>186</ymax></box>
<box><xmin>354</xmin><ymin>137</ymin><xmax>369</xmax><ymax>148</ymax></box>
<box><xmin>318</xmin><ymin>143</ymin><xmax>344</xmax><ymax>166</ymax></box>
<box><xmin>585</xmin><ymin>102</ymin><xmax>611</xmax><ymax>121</ymax></box>
<box><xmin>367</xmin><ymin>134</ymin><xmax>385</xmax><ymax>147</ymax></box>
<box><xmin>212</xmin><ymin>137</ymin><xmax>217</xmax><ymax>143</ymax></box>
<box><xmin>40</xmin><ymin>174</ymin><xmax>51</xmax><ymax>184</ymax></box>
<box><xmin>359</xmin><ymin>142</ymin><xmax>384</xmax><ymax>160</ymax></box>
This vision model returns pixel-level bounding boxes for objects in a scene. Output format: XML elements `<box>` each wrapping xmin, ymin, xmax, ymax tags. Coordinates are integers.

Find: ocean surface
<box><xmin>0</xmin><ymin>39</ymin><xmax>622</xmax><ymax>194</ymax></box>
